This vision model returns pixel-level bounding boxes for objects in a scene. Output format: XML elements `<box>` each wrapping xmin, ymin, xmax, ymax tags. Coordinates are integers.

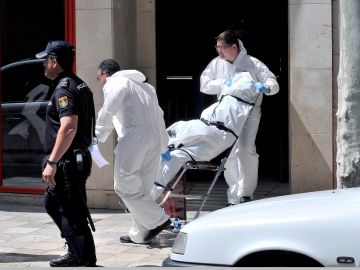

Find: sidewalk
<box><xmin>0</xmin><ymin>204</ymin><xmax>175</xmax><ymax>268</ymax></box>
<box><xmin>0</xmin><ymin>179</ymin><xmax>289</xmax><ymax>268</ymax></box>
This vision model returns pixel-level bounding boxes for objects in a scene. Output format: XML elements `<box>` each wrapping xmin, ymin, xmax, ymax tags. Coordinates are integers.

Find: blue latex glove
<box><xmin>225</xmin><ymin>79</ymin><xmax>232</xmax><ymax>87</ymax></box>
<box><xmin>161</xmin><ymin>150</ymin><xmax>172</xmax><ymax>161</ymax></box>
<box><xmin>173</xmin><ymin>219</ymin><xmax>181</xmax><ymax>229</ymax></box>
<box><xmin>255</xmin><ymin>82</ymin><xmax>270</xmax><ymax>93</ymax></box>
<box><xmin>172</xmin><ymin>218</ymin><xmax>182</xmax><ymax>230</ymax></box>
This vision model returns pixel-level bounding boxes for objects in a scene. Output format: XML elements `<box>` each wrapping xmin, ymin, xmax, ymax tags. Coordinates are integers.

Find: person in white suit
<box><xmin>200</xmin><ymin>30</ymin><xmax>279</xmax><ymax>205</ymax></box>
<box><xmin>95</xmin><ymin>59</ymin><xmax>170</xmax><ymax>244</ymax></box>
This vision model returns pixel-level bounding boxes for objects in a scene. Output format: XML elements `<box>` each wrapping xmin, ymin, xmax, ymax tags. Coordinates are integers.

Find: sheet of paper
<box><xmin>89</xmin><ymin>144</ymin><xmax>110</xmax><ymax>168</ymax></box>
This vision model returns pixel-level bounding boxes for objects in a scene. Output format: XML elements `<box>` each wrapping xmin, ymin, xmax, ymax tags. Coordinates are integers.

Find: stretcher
<box><xmin>157</xmin><ymin>145</ymin><xmax>233</xmax><ymax>219</ymax></box>
<box><xmin>156</xmin><ymin>72</ymin><xmax>260</xmax><ymax>220</ymax></box>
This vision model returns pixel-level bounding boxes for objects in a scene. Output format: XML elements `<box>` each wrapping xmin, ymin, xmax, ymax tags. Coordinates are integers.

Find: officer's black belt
<box><xmin>200</xmin><ymin>118</ymin><xmax>238</xmax><ymax>139</ymax></box>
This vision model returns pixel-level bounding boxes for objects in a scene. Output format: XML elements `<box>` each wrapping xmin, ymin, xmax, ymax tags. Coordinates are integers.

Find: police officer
<box><xmin>36</xmin><ymin>40</ymin><xmax>97</xmax><ymax>267</ymax></box>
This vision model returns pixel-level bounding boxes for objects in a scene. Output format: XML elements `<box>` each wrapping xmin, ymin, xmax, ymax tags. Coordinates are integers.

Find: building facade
<box><xmin>74</xmin><ymin>0</ymin><xmax>337</xmax><ymax>208</ymax></box>
<box><xmin>0</xmin><ymin>0</ymin><xmax>338</xmax><ymax>209</ymax></box>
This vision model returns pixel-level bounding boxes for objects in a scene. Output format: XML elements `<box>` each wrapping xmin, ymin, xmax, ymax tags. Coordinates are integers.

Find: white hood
<box><xmin>112</xmin><ymin>69</ymin><xmax>146</xmax><ymax>83</ymax></box>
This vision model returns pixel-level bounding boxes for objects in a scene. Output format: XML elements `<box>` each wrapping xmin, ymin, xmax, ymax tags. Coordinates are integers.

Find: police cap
<box><xmin>36</xmin><ymin>40</ymin><xmax>75</xmax><ymax>59</ymax></box>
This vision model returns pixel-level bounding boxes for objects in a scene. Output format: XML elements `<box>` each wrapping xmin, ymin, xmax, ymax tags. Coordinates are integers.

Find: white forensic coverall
<box><xmin>95</xmin><ymin>70</ymin><xmax>169</xmax><ymax>243</ymax></box>
<box><xmin>200</xmin><ymin>39</ymin><xmax>279</xmax><ymax>204</ymax></box>
<box><xmin>151</xmin><ymin>72</ymin><xmax>258</xmax><ymax>200</ymax></box>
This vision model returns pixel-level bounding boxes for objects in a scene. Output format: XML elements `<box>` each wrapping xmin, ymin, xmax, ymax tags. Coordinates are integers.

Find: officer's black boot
<box><xmin>63</xmin><ymin>234</ymin><xmax>97</xmax><ymax>267</ymax></box>
<box><xmin>81</xmin><ymin>227</ymin><xmax>97</xmax><ymax>266</ymax></box>
<box><xmin>49</xmin><ymin>244</ymin><xmax>78</xmax><ymax>267</ymax></box>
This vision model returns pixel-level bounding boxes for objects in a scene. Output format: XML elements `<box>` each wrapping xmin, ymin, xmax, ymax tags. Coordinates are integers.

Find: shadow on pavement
<box><xmin>147</xmin><ymin>231</ymin><xmax>177</xmax><ymax>249</ymax></box>
<box><xmin>0</xmin><ymin>252</ymin><xmax>57</xmax><ymax>263</ymax></box>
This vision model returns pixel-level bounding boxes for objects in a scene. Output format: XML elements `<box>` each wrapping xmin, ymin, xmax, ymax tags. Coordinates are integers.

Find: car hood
<box><xmin>184</xmin><ymin>188</ymin><xmax>360</xmax><ymax>230</ymax></box>
<box><xmin>173</xmin><ymin>188</ymin><xmax>360</xmax><ymax>266</ymax></box>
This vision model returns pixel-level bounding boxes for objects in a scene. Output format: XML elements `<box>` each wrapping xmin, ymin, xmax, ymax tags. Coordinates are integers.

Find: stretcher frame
<box><xmin>158</xmin><ymin>148</ymin><xmax>231</xmax><ymax>220</ymax></box>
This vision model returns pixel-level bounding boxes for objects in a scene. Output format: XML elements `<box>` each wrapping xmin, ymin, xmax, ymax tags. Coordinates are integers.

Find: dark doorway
<box><xmin>0</xmin><ymin>0</ymin><xmax>65</xmax><ymax>65</ymax></box>
<box><xmin>155</xmin><ymin>0</ymin><xmax>288</xmax><ymax>182</ymax></box>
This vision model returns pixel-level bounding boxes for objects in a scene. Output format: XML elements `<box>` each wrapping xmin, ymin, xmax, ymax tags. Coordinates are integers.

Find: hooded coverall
<box><xmin>151</xmin><ymin>72</ymin><xmax>259</xmax><ymax>200</ymax></box>
<box><xmin>95</xmin><ymin>70</ymin><xmax>169</xmax><ymax>243</ymax></box>
<box><xmin>200</xmin><ymin>39</ymin><xmax>279</xmax><ymax>204</ymax></box>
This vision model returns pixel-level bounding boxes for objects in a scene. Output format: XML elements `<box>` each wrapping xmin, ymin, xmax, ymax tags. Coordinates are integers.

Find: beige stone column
<box><xmin>76</xmin><ymin>0</ymin><xmax>117</xmax><ymax>208</ymax></box>
<box><xmin>136</xmin><ymin>0</ymin><xmax>156</xmax><ymax>85</ymax></box>
<box><xmin>289</xmin><ymin>0</ymin><xmax>333</xmax><ymax>193</ymax></box>
<box><xmin>75</xmin><ymin>0</ymin><xmax>156</xmax><ymax>208</ymax></box>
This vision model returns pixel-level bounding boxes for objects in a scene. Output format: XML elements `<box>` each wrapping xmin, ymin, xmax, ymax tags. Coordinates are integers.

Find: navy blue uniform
<box><xmin>43</xmin><ymin>71</ymin><xmax>96</xmax><ymax>265</ymax></box>
<box><xmin>44</xmin><ymin>71</ymin><xmax>94</xmax><ymax>155</ymax></box>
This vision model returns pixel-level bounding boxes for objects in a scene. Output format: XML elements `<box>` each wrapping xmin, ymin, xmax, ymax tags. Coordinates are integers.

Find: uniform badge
<box><xmin>58</xmin><ymin>96</ymin><xmax>69</xmax><ymax>109</ymax></box>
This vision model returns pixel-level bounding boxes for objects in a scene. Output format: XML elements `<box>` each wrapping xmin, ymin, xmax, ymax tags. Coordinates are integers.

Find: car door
<box><xmin>1</xmin><ymin>59</ymin><xmax>52</xmax><ymax>188</ymax></box>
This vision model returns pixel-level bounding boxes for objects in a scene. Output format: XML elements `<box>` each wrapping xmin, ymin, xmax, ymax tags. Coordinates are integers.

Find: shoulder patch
<box><xmin>77</xmin><ymin>82</ymin><xmax>87</xmax><ymax>90</ymax></box>
<box><xmin>59</xmin><ymin>78</ymin><xmax>69</xmax><ymax>89</ymax></box>
<box><xmin>58</xmin><ymin>96</ymin><xmax>69</xmax><ymax>109</ymax></box>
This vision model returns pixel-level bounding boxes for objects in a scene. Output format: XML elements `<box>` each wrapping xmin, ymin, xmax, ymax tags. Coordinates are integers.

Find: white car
<box><xmin>163</xmin><ymin>187</ymin><xmax>360</xmax><ymax>267</ymax></box>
